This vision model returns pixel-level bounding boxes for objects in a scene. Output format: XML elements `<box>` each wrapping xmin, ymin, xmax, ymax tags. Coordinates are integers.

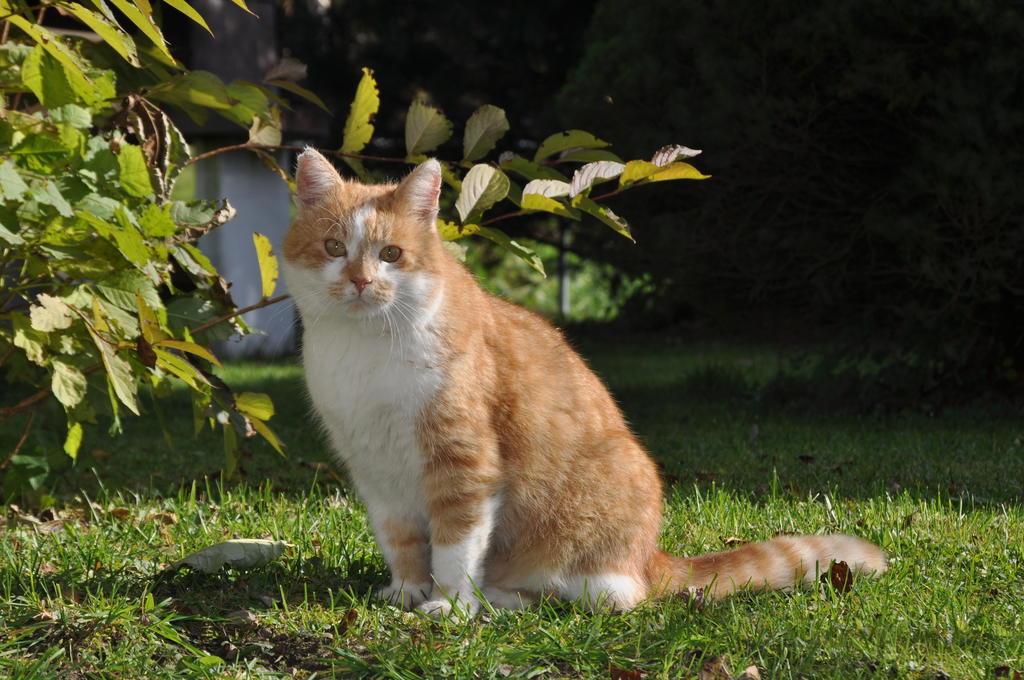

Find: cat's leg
<box><xmin>360</xmin><ymin>491</ymin><xmax>431</xmax><ymax>610</ymax></box>
<box><xmin>416</xmin><ymin>494</ymin><xmax>498</xmax><ymax>618</ymax></box>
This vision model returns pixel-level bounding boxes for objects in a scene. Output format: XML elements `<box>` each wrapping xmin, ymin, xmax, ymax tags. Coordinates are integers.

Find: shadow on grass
<box><xmin>36</xmin><ymin>335</ymin><xmax>1024</xmax><ymax>506</ymax></box>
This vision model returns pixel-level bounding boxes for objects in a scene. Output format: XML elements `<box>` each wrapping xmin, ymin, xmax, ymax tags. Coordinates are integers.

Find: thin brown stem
<box><xmin>0</xmin><ymin>409</ymin><xmax>36</xmax><ymax>472</ymax></box>
<box><xmin>189</xmin><ymin>293</ymin><xmax>290</xmax><ymax>336</ymax></box>
<box><xmin>182</xmin><ymin>143</ymin><xmax>408</xmax><ymax>169</ymax></box>
<box><xmin>479</xmin><ymin>209</ymin><xmax>527</xmax><ymax>227</ymax></box>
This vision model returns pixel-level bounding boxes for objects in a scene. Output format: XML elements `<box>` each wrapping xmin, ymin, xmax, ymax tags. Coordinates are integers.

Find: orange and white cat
<box><xmin>282</xmin><ymin>149</ymin><xmax>887</xmax><ymax>617</ymax></box>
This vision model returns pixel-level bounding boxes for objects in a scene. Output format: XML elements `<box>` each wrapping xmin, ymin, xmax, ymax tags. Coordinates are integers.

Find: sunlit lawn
<box><xmin>1</xmin><ymin>335</ymin><xmax>1022</xmax><ymax>678</ymax></box>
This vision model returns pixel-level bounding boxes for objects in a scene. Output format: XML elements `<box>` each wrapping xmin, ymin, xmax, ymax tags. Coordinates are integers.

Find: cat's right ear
<box><xmin>295</xmin><ymin>147</ymin><xmax>342</xmax><ymax>213</ymax></box>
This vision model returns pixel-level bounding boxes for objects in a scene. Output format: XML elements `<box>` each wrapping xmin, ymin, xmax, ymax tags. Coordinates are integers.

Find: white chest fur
<box><xmin>301</xmin><ymin>315</ymin><xmax>443</xmax><ymax>513</ymax></box>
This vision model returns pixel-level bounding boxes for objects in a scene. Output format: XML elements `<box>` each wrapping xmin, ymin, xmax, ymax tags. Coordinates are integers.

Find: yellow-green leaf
<box><xmin>107</xmin><ymin>0</ymin><xmax>175</xmax><ymax>62</ymax></box>
<box><xmin>647</xmin><ymin>162</ymin><xmax>711</xmax><ymax>182</ymax></box>
<box><xmin>154</xmin><ymin>347</ymin><xmax>211</xmax><ymax>389</ymax></box>
<box><xmin>520</xmin><ymin>193</ymin><xmax>579</xmax><ymax>220</ymax></box>
<box><xmin>340</xmin><ymin>67</ymin><xmax>379</xmax><ymax>154</ymax></box>
<box><xmin>155</xmin><ymin>339</ymin><xmax>222</xmax><ymax>366</ymax></box>
<box><xmin>405</xmin><ymin>99</ymin><xmax>452</xmax><ymax>157</ymax></box>
<box><xmin>236</xmin><ymin>392</ymin><xmax>274</xmax><ymax>420</ymax></box>
<box><xmin>137</xmin><ymin>292</ymin><xmax>168</xmax><ymax>343</ymax></box>
<box><xmin>227</xmin><ymin>0</ymin><xmax>257</xmax><ymax>16</ymax></box>
<box><xmin>161</xmin><ymin>0</ymin><xmax>213</xmax><ymax>35</ymax></box>
<box><xmin>64</xmin><ymin>421</ymin><xmax>84</xmax><ymax>459</ymax></box>
<box><xmin>436</xmin><ymin>219</ymin><xmax>480</xmax><ymax>241</ymax></box>
<box><xmin>65</xmin><ymin>2</ymin><xmax>140</xmax><ymax>65</ymax></box>
<box><xmin>250</xmin><ymin>418</ymin><xmax>285</xmax><ymax>455</ymax></box>
<box><xmin>252</xmin><ymin>232</ymin><xmax>278</xmax><ymax>299</ymax></box>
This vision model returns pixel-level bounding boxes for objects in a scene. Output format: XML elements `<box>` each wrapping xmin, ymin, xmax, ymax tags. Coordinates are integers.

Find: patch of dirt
<box><xmin>183</xmin><ymin>620</ymin><xmax>337</xmax><ymax>673</ymax></box>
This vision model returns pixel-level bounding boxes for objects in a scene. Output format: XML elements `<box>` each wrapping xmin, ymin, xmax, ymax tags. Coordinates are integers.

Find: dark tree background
<box><xmin>278</xmin><ymin>0</ymin><xmax>1024</xmax><ymax>403</ymax></box>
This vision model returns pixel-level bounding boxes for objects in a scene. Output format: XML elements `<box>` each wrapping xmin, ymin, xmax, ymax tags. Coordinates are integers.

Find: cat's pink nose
<box><xmin>351</xmin><ymin>276</ymin><xmax>371</xmax><ymax>293</ymax></box>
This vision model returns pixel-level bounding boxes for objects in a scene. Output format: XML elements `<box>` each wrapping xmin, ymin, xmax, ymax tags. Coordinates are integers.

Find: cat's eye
<box><xmin>380</xmin><ymin>245</ymin><xmax>402</xmax><ymax>263</ymax></box>
<box><xmin>324</xmin><ymin>239</ymin><xmax>346</xmax><ymax>257</ymax></box>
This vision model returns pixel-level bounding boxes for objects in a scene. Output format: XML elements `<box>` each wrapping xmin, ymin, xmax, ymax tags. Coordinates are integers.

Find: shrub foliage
<box><xmin>1</xmin><ymin>0</ymin><xmax>707</xmax><ymax>493</ymax></box>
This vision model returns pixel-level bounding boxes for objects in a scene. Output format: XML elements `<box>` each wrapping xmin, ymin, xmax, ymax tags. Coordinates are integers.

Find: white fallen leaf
<box><xmin>169</xmin><ymin>539</ymin><xmax>289</xmax><ymax>573</ymax></box>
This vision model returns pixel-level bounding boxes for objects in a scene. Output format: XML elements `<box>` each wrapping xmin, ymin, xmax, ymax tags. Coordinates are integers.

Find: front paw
<box><xmin>415</xmin><ymin>596</ymin><xmax>478</xmax><ymax>620</ymax></box>
<box><xmin>376</xmin><ymin>582</ymin><xmax>430</xmax><ymax>610</ymax></box>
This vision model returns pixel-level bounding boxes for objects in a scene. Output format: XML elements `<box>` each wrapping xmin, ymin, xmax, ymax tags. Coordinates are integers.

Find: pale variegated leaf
<box><xmin>651</xmin><ymin>144</ymin><xmax>702</xmax><ymax>167</ymax></box>
<box><xmin>462</xmin><ymin>105</ymin><xmax>509</xmax><ymax>162</ymax></box>
<box><xmin>455</xmin><ymin>165</ymin><xmax>509</xmax><ymax>223</ymax></box>
<box><xmin>569</xmin><ymin>161</ymin><xmax>625</xmax><ymax>197</ymax></box>
<box><xmin>522</xmin><ymin>179</ymin><xmax>571</xmax><ymax>198</ymax></box>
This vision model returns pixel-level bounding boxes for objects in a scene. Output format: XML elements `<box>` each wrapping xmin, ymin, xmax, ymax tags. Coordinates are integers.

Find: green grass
<box><xmin>2</xmin><ymin>336</ymin><xmax>1022</xmax><ymax>678</ymax></box>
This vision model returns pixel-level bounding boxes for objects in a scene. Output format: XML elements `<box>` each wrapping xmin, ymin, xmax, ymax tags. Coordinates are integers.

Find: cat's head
<box><xmin>282</xmin><ymin>149</ymin><xmax>445</xmax><ymax>322</ymax></box>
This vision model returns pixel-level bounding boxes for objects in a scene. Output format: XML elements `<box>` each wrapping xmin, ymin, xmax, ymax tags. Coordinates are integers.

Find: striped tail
<box><xmin>648</xmin><ymin>534</ymin><xmax>888</xmax><ymax>598</ymax></box>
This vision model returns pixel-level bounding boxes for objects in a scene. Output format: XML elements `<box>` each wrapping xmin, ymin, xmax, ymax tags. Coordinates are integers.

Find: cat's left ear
<box><xmin>395</xmin><ymin>159</ymin><xmax>442</xmax><ymax>225</ymax></box>
<box><xmin>295</xmin><ymin>147</ymin><xmax>343</xmax><ymax>213</ymax></box>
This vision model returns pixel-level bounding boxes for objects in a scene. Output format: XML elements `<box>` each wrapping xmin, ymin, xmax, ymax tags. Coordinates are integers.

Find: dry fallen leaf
<box><xmin>737</xmin><ymin>665</ymin><xmax>761</xmax><ymax>680</ymax></box>
<box><xmin>39</xmin><ymin>562</ymin><xmax>59</xmax><ymax>575</ymax></box>
<box><xmin>168</xmin><ymin>539</ymin><xmax>289</xmax><ymax>574</ymax></box>
<box><xmin>722</xmin><ymin>536</ymin><xmax>747</xmax><ymax>547</ymax></box>
<box><xmin>147</xmin><ymin>512</ymin><xmax>178</xmax><ymax>526</ymax></box>
<box><xmin>699</xmin><ymin>655</ymin><xmax>731</xmax><ymax>680</ymax></box>
<box><xmin>821</xmin><ymin>560</ymin><xmax>854</xmax><ymax>594</ymax></box>
<box><xmin>610</xmin><ymin>665</ymin><xmax>643</xmax><ymax>680</ymax></box>
<box><xmin>36</xmin><ymin>520</ymin><xmax>65</xmax><ymax>534</ymax></box>
<box><xmin>110</xmin><ymin>508</ymin><xmax>132</xmax><ymax>521</ymax></box>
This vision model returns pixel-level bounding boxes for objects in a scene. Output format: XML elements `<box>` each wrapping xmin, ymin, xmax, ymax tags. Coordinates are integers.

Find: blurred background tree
<box><xmin>277</xmin><ymin>0</ymin><xmax>1024</xmax><ymax>404</ymax></box>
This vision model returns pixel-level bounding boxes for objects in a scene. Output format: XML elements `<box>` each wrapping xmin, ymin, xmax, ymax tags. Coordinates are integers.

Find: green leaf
<box><xmin>0</xmin><ymin>160</ymin><xmax>29</xmax><ymax>201</ymax></box>
<box><xmin>65</xmin><ymin>2</ymin><xmax>140</xmax><ymax>65</ymax></box>
<box><xmin>476</xmin><ymin>226</ymin><xmax>544</xmax><ymax>276</ymax></box>
<box><xmin>30</xmin><ymin>180</ymin><xmax>74</xmax><ymax>217</ymax></box>
<box><xmin>52</xmin><ymin>360</ymin><xmax>88</xmax><ymax>409</ymax></box>
<box><xmin>64</xmin><ymin>420</ymin><xmax>84</xmax><ymax>459</ymax></box>
<box><xmin>248</xmin><ymin>107</ymin><xmax>281</xmax><ymax>146</ymax></box>
<box><xmin>236</xmin><ymin>392</ymin><xmax>274</xmax><ymax>420</ymax></box>
<box><xmin>13</xmin><ymin>315</ymin><xmax>47</xmax><ymax>365</ymax></box>
<box><xmin>5</xmin><ymin>17</ymin><xmax>95</xmax><ymax>99</ymax></box>
<box><xmin>138</xmin><ymin>204</ymin><xmax>177</xmax><ymax>237</ymax></box>
<box><xmin>499</xmin><ymin>154</ymin><xmax>568</xmax><ymax>181</ymax></box>
<box><xmin>117</xmin><ymin>144</ymin><xmax>154</xmax><ymax>197</ymax></box>
<box><xmin>161</xmin><ymin>0</ymin><xmax>213</xmax><ymax>35</ymax></box>
<box><xmin>557</xmin><ymin>149</ymin><xmax>624</xmax><ymax>164</ymax></box>
<box><xmin>573</xmin><ymin>196</ymin><xmax>634</xmax><ymax>242</ymax></box>
<box><xmin>455</xmin><ymin>165</ymin><xmax>509</xmax><ymax>223</ymax></box>
<box><xmin>462</xmin><ymin>105</ymin><xmax>509</xmax><ymax>162</ymax></box>
<box><xmin>404</xmin><ymin>99</ymin><xmax>452</xmax><ymax>157</ymax></box>
<box><xmin>150</xmin><ymin>71</ymin><xmax>233</xmax><ymax>111</ymax></box>
<box><xmin>520</xmin><ymin>193</ymin><xmax>579</xmax><ymax>220</ymax></box>
<box><xmin>252</xmin><ymin>232</ymin><xmax>278</xmax><ymax>298</ymax></box>
<box><xmin>49</xmin><ymin>104</ymin><xmax>93</xmax><ymax>129</ymax></box>
<box><xmin>340</xmin><ymin>67</ymin><xmax>379</xmax><ymax>154</ymax></box>
<box><xmin>21</xmin><ymin>45</ymin><xmax>78</xmax><ymax>108</ymax></box>
<box><xmin>29</xmin><ymin>293</ymin><xmax>74</xmax><ymax>332</ymax></box>
<box><xmin>86</xmin><ymin>325</ymin><xmax>140</xmax><ymax>415</ymax></box>
<box><xmin>265</xmin><ymin>79</ymin><xmax>329</xmax><ymax>112</ymax></box>
<box><xmin>533</xmin><ymin>130</ymin><xmax>610</xmax><ymax>163</ymax></box>
<box><xmin>154</xmin><ymin>347</ymin><xmax>211</xmax><ymax>390</ymax></box>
